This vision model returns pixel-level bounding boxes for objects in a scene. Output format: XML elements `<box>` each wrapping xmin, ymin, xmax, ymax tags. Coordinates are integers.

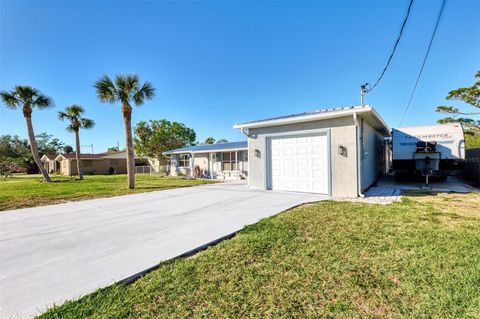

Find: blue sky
<box><xmin>1</xmin><ymin>0</ymin><xmax>479</xmax><ymax>152</ymax></box>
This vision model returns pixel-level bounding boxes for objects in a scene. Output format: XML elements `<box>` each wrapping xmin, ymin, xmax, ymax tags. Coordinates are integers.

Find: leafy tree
<box><xmin>0</xmin><ymin>86</ymin><xmax>54</xmax><ymax>182</ymax></box>
<box><xmin>436</xmin><ymin>71</ymin><xmax>480</xmax><ymax>139</ymax></box>
<box><xmin>204</xmin><ymin>137</ymin><xmax>215</xmax><ymax>144</ymax></box>
<box><xmin>107</xmin><ymin>146</ymin><xmax>120</xmax><ymax>152</ymax></box>
<box><xmin>94</xmin><ymin>74</ymin><xmax>155</xmax><ymax>189</ymax></box>
<box><xmin>134</xmin><ymin>119</ymin><xmax>196</xmax><ymax>160</ymax></box>
<box><xmin>0</xmin><ymin>157</ymin><xmax>20</xmax><ymax>178</ymax></box>
<box><xmin>0</xmin><ymin>135</ymin><xmax>29</xmax><ymax>159</ymax></box>
<box><xmin>0</xmin><ymin>135</ymin><xmax>31</xmax><ymax>168</ymax></box>
<box><xmin>58</xmin><ymin>105</ymin><xmax>95</xmax><ymax>180</ymax></box>
<box><xmin>36</xmin><ymin>132</ymin><xmax>66</xmax><ymax>154</ymax></box>
<box><xmin>216</xmin><ymin>138</ymin><xmax>228</xmax><ymax>144</ymax></box>
<box><xmin>63</xmin><ymin>145</ymin><xmax>74</xmax><ymax>154</ymax></box>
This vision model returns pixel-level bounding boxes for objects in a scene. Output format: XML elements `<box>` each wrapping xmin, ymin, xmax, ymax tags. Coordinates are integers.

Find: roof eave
<box><xmin>164</xmin><ymin>147</ymin><xmax>248</xmax><ymax>155</ymax></box>
<box><xmin>368</xmin><ymin>107</ymin><xmax>391</xmax><ymax>136</ymax></box>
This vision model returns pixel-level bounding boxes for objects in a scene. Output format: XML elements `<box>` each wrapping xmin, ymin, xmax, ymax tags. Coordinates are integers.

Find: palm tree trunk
<box><xmin>24</xmin><ymin>114</ymin><xmax>52</xmax><ymax>182</ymax></box>
<box><xmin>122</xmin><ymin>104</ymin><xmax>135</xmax><ymax>189</ymax></box>
<box><xmin>74</xmin><ymin>129</ymin><xmax>83</xmax><ymax>180</ymax></box>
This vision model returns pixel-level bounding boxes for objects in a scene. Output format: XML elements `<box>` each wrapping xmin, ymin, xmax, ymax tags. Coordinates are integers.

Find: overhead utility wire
<box><xmin>367</xmin><ymin>0</ymin><xmax>414</xmax><ymax>93</ymax></box>
<box><xmin>398</xmin><ymin>0</ymin><xmax>447</xmax><ymax>126</ymax></box>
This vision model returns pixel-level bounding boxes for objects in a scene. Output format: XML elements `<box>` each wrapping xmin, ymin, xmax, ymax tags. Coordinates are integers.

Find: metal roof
<box><xmin>164</xmin><ymin>141</ymin><xmax>247</xmax><ymax>155</ymax></box>
<box><xmin>234</xmin><ymin>105</ymin><xmax>367</xmax><ymax>126</ymax></box>
<box><xmin>233</xmin><ymin>105</ymin><xmax>390</xmax><ymax>136</ymax></box>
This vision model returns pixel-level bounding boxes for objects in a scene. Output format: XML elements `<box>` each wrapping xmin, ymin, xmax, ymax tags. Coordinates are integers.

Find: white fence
<box><xmin>135</xmin><ymin>165</ymin><xmax>170</xmax><ymax>175</ymax></box>
<box><xmin>135</xmin><ymin>166</ymin><xmax>153</xmax><ymax>174</ymax></box>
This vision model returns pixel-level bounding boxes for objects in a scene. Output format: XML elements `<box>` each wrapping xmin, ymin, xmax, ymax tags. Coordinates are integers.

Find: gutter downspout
<box><xmin>353</xmin><ymin>112</ymin><xmax>365</xmax><ymax>197</ymax></box>
<box><xmin>240</xmin><ymin>128</ymin><xmax>249</xmax><ymax>137</ymax></box>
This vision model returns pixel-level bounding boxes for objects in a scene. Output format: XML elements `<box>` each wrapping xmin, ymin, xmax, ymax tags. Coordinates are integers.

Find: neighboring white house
<box><xmin>233</xmin><ymin>105</ymin><xmax>391</xmax><ymax>197</ymax></box>
<box><xmin>164</xmin><ymin>141</ymin><xmax>248</xmax><ymax>180</ymax></box>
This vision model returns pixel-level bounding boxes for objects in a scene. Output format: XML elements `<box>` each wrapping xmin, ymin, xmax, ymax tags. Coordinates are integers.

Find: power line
<box><xmin>367</xmin><ymin>0</ymin><xmax>415</xmax><ymax>93</ymax></box>
<box><xmin>398</xmin><ymin>0</ymin><xmax>447</xmax><ymax>126</ymax></box>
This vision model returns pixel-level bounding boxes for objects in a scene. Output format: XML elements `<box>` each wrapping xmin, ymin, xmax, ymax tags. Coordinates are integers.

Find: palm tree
<box><xmin>0</xmin><ymin>85</ymin><xmax>54</xmax><ymax>182</ymax></box>
<box><xmin>58</xmin><ymin>105</ymin><xmax>95</xmax><ymax>180</ymax></box>
<box><xmin>94</xmin><ymin>74</ymin><xmax>155</xmax><ymax>189</ymax></box>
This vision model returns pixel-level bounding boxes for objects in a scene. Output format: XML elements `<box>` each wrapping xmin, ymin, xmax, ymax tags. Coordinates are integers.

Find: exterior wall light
<box><xmin>254</xmin><ymin>149</ymin><xmax>261</xmax><ymax>158</ymax></box>
<box><xmin>338</xmin><ymin>146</ymin><xmax>347</xmax><ymax>157</ymax></box>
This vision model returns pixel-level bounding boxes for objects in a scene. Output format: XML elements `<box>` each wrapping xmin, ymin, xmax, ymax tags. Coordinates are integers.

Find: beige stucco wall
<box><xmin>59</xmin><ymin>158</ymin><xmax>127</xmax><ymax>176</ymax></box>
<box><xmin>59</xmin><ymin>159</ymin><xmax>70</xmax><ymax>175</ymax></box>
<box><xmin>247</xmin><ymin>116</ymin><xmax>359</xmax><ymax>197</ymax></box>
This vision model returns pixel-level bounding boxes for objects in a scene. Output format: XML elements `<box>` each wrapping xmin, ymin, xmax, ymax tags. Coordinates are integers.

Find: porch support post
<box><xmin>209</xmin><ymin>152</ymin><xmax>213</xmax><ymax>179</ymax></box>
<box><xmin>235</xmin><ymin>150</ymin><xmax>239</xmax><ymax>180</ymax></box>
<box><xmin>191</xmin><ymin>152</ymin><xmax>195</xmax><ymax>177</ymax></box>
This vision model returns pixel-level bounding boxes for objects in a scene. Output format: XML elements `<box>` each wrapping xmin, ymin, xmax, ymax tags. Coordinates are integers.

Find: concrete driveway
<box><xmin>0</xmin><ymin>182</ymin><xmax>327</xmax><ymax>318</ymax></box>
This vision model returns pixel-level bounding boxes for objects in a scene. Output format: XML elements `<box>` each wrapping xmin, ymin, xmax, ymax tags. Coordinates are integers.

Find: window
<box><xmin>178</xmin><ymin>154</ymin><xmax>190</xmax><ymax>167</ymax></box>
<box><xmin>221</xmin><ymin>152</ymin><xmax>237</xmax><ymax>171</ymax></box>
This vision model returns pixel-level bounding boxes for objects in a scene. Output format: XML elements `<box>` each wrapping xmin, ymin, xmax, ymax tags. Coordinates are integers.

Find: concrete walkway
<box><xmin>0</xmin><ymin>182</ymin><xmax>327</xmax><ymax>318</ymax></box>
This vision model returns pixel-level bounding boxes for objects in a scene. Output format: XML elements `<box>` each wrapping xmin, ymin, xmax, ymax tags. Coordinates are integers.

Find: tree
<box><xmin>107</xmin><ymin>146</ymin><xmax>120</xmax><ymax>152</ymax></box>
<box><xmin>63</xmin><ymin>145</ymin><xmax>74</xmax><ymax>154</ymax></box>
<box><xmin>58</xmin><ymin>105</ymin><xmax>95</xmax><ymax>180</ymax></box>
<box><xmin>0</xmin><ymin>157</ymin><xmax>20</xmax><ymax>179</ymax></box>
<box><xmin>0</xmin><ymin>135</ymin><xmax>31</xmax><ymax>170</ymax></box>
<box><xmin>216</xmin><ymin>138</ymin><xmax>228</xmax><ymax>144</ymax></box>
<box><xmin>0</xmin><ymin>86</ymin><xmax>54</xmax><ymax>182</ymax></box>
<box><xmin>94</xmin><ymin>74</ymin><xmax>155</xmax><ymax>189</ymax></box>
<box><xmin>134</xmin><ymin>119</ymin><xmax>196</xmax><ymax>160</ymax></box>
<box><xmin>436</xmin><ymin>70</ymin><xmax>480</xmax><ymax>136</ymax></box>
<box><xmin>204</xmin><ymin>137</ymin><xmax>215</xmax><ymax>144</ymax></box>
<box><xmin>36</xmin><ymin>132</ymin><xmax>66</xmax><ymax>154</ymax></box>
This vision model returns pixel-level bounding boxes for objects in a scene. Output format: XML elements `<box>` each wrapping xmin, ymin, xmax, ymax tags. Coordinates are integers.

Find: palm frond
<box><xmin>0</xmin><ymin>90</ymin><xmax>20</xmax><ymax>109</ymax></box>
<box><xmin>133</xmin><ymin>81</ymin><xmax>155</xmax><ymax>106</ymax></box>
<box><xmin>15</xmin><ymin>85</ymin><xmax>38</xmax><ymax>104</ymax></box>
<box><xmin>58</xmin><ymin>111</ymin><xmax>69</xmax><ymax>121</ymax></box>
<box><xmin>114</xmin><ymin>74</ymin><xmax>130</xmax><ymax>103</ymax></box>
<box><xmin>33</xmin><ymin>94</ymin><xmax>54</xmax><ymax>109</ymax></box>
<box><xmin>94</xmin><ymin>76</ymin><xmax>117</xmax><ymax>103</ymax></box>
<box><xmin>66</xmin><ymin>124</ymin><xmax>76</xmax><ymax>133</ymax></box>
<box><xmin>80</xmin><ymin>118</ymin><xmax>95</xmax><ymax>129</ymax></box>
<box><xmin>66</xmin><ymin>104</ymin><xmax>84</xmax><ymax>117</ymax></box>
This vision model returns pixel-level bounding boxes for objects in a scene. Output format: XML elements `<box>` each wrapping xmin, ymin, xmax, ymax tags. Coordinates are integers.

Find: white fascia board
<box><xmin>233</xmin><ymin>106</ymin><xmax>372</xmax><ymax>129</ymax></box>
<box><xmin>367</xmin><ymin>107</ymin><xmax>391</xmax><ymax>136</ymax></box>
<box><xmin>164</xmin><ymin>147</ymin><xmax>247</xmax><ymax>155</ymax></box>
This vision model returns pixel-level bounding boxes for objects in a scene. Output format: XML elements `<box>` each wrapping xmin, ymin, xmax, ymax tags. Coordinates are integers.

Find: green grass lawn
<box><xmin>39</xmin><ymin>192</ymin><xmax>480</xmax><ymax>318</ymax></box>
<box><xmin>0</xmin><ymin>174</ymin><xmax>214</xmax><ymax>211</ymax></box>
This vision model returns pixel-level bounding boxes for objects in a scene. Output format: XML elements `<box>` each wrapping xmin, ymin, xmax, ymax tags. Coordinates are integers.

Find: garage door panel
<box><xmin>269</xmin><ymin>134</ymin><xmax>329</xmax><ymax>194</ymax></box>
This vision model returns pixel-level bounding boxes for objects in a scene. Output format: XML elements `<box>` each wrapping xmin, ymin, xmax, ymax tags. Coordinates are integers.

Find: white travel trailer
<box><xmin>392</xmin><ymin>123</ymin><xmax>466</xmax><ymax>178</ymax></box>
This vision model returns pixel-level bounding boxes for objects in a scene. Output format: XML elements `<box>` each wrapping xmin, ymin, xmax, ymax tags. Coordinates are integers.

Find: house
<box><xmin>54</xmin><ymin>151</ymin><xmax>132</xmax><ymax>176</ymax></box>
<box><xmin>233</xmin><ymin>105</ymin><xmax>391</xmax><ymax>197</ymax></box>
<box><xmin>40</xmin><ymin>154</ymin><xmax>60</xmax><ymax>173</ymax></box>
<box><xmin>164</xmin><ymin>141</ymin><xmax>248</xmax><ymax>180</ymax></box>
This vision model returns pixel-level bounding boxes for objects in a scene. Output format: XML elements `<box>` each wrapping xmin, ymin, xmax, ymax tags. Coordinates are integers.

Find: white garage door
<box><xmin>269</xmin><ymin>134</ymin><xmax>329</xmax><ymax>194</ymax></box>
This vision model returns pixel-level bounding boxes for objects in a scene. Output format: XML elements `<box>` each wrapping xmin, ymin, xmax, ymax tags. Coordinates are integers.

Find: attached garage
<box><xmin>234</xmin><ymin>105</ymin><xmax>390</xmax><ymax>197</ymax></box>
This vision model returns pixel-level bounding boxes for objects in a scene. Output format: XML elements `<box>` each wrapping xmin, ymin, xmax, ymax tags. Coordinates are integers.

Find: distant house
<box><xmin>163</xmin><ymin>141</ymin><xmax>248</xmax><ymax>180</ymax></box>
<box><xmin>40</xmin><ymin>154</ymin><xmax>60</xmax><ymax>173</ymax></box>
<box><xmin>53</xmin><ymin>151</ymin><xmax>138</xmax><ymax>176</ymax></box>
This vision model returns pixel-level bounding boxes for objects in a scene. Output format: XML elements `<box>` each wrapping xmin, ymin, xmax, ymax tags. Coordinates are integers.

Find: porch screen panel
<box><xmin>221</xmin><ymin>152</ymin><xmax>237</xmax><ymax>171</ymax></box>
